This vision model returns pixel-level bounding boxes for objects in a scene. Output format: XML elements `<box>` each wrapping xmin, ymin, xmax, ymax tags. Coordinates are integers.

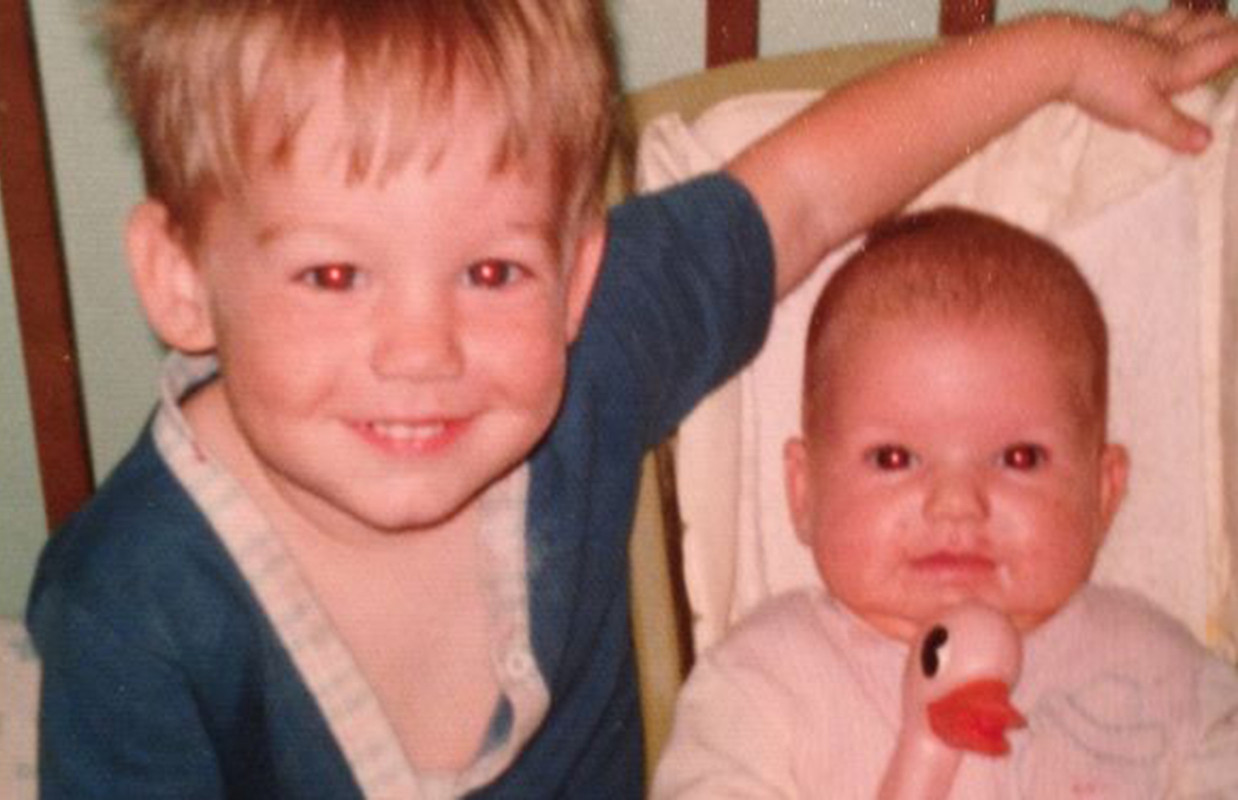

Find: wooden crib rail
<box><xmin>707</xmin><ymin>0</ymin><xmax>1229</xmax><ymax>67</ymax></box>
<box><xmin>705</xmin><ymin>0</ymin><xmax>997</xmax><ymax>68</ymax></box>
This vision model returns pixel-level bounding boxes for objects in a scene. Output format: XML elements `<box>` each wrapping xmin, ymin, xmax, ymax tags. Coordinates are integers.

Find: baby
<box><xmin>653</xmin><ymin>208</ymin><xmax>1238</xmax><ymax>797</ymax></box>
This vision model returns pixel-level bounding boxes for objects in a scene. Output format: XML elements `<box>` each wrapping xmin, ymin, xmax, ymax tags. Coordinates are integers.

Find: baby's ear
<box><xmin>126</xmin><ymin>201</ymin><xmax>215</xmax><ymax>353</ymax></box>
<box><xmin>1098</xmin><ymin>443</ymin><xmax>1130</xmax><ymax>533</ymax></box>
<box><xmin>783</xmin><ymin>437</ymin><xmax>813</xmax><ymax>546</ymax></box>
<box><xmin>564</xmin><ymin>217</ymin><xmax>606</xmax><ymax>343</ymax></box>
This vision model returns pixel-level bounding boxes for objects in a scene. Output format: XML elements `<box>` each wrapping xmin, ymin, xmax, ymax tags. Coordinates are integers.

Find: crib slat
<box><xmin>703</xmin><ymin>1</ymin><xmax>1232</xmax><ymax>60</ymax></box>
<box><xmin>706</xmin><ymin>0</ymin><xmax>759</xmax><ymax>67</ymax></box>
<box><xmin>941</xmin><ymin>0</ymin><xmax>997</xmax><ymax>36</ymax></box>
<box><xmin>705</xmin><ymin>1</ymin><xmax>1001</xmax><ymax>69</ymax></box>
<box><xmin>0</xmin><ymin>0</ymin><xmax>95</xmax><ymax>531</ymax></box>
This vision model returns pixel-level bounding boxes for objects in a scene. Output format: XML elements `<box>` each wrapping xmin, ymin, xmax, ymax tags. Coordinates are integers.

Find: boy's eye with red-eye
<box><xmin>1001</xmin><ymin>443</ymin><xmax>1047</xmax><ymax>470</ymax></box>
<box><xmin>300</xmin><ymin>263</ymin><xmax>360</xmax><ymax>291</ymax></box>
<box><xmin>869</xmin><ymin>445</ymin><xmax>915</xmax><ymax>471</ymax></box>
<box><xmin>466</xmin><ymin>259</ymin><xmax>524</xmax><ymax>289</ymax></box>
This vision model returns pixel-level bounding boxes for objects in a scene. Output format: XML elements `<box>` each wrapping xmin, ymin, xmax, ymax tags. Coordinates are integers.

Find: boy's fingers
<box><xmin>1142</xmin><ymin>6</ymin><xmax>1193</xmax><ymax>38</ymax></box>
<box><xmin>1143</xmin><ymin>102</ymin><xmax>1211</xmax><ymax>153</ymax></box>
<box><xmin>1166</xmin><ymin>31</ymin><xmax>1238</xmax><ymax>91</ymax></box>
<box><xmin>1116</xmin><ymin>8</ymin><xmax>1150</xmax><ymax>31</ymax></box>
<box><xmin>1173</xmin><ymin>11</ymin><xmax>1235</xmax><ymax>44</ymax></box>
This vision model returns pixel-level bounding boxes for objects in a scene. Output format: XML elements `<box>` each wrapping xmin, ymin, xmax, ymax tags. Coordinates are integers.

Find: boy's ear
<box><xmin>1098</xmin><ymin>443</ymin><xmax>1130</xmax><ymax>533</ymax></box>
<box><xmin>783</xmin><ymin>437</ymin><xmax>813</xmax><ymax>546</ymax></box>
<box><xmin>126</xmin><ymin>200</ymin><xmax>216</xmax><ymax>353</ymax></box>
<box><xmin>564</xmin><ymin>217</ymin><xmax>606</xmax><ymax>343</ymax></box>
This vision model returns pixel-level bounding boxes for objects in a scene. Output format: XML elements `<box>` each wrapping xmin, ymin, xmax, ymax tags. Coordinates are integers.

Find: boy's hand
<box><xmin>1065</xmin><ymin>9</ymin><xmax>1238</xmax><ymax>153</ymax></box>
<box><xmin>732</xmin><ymin>7</ymin><xmax>1238</xmax><ymax>302</ymax></box>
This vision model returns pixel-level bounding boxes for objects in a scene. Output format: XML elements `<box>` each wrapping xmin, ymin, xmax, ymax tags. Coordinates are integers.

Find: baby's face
<box><xmin>784</xmin><ymin>317</ymin><xmax>1127</xmax><ymax>641</ymax></box>
<box><xmin>179</xmin><ymin>70</ymin><xmax>600</xmax><ymax>540</ymax></box>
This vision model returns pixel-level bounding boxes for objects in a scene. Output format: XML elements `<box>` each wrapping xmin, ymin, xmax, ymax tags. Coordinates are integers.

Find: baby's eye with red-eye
<box><xmin>1001</xmin><ymin>443</ymin><xmax>1047</xmax><ymax>470</ymax></box>
<box><xmin>868</xmin><ymin>445</ymin><xmax>915</xmax><ymax>471</ymax></box>
<box><xmin>300</xmin><ymin>263</ymin><xmax>360</xmax><ymax>291</ymax></box>
<box><xmin>466</xmin><ymin>260</ymin><xmax>523</xmax><ymax>289</ymax></box>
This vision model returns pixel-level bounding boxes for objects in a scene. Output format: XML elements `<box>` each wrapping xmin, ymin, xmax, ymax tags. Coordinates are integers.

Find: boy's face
<box><xmin>145</xmin><ymin>72</ymin><xmax>602</xmax><ymax>539</ymax></box>
<box><xmin>784</xmin><ymin>316</ymin><xmax>1127</xmax><ymax>641</ymax></box>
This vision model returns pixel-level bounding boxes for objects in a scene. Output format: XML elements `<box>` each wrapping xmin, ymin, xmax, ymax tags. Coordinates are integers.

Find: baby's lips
<box><xmin>927</xmin><ymin>678</ymin><xmax>1026</xmax><ymax>756</ymax></box>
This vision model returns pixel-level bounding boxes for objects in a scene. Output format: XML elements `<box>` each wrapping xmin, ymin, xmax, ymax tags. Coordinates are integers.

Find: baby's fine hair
<box><xmin>803</xmin><ymin>207</ymin><xmax>1109</xmax><ymax>433</ymax></box>
<box><xmin>102</xmin><ymin>0</ymin><xmax>617</xmax><ymax>243</ymax></box>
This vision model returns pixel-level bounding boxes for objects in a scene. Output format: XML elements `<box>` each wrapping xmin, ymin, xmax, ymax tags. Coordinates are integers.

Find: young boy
<box><xmin>26</xmin><ymin>1</ymin><xmax>1238</xmax><ymax>797</ymax></box>
<box><xmin>652</xmin><ymin>208</ymin><xmax>1238</xmax><ymax>797</ymax></box>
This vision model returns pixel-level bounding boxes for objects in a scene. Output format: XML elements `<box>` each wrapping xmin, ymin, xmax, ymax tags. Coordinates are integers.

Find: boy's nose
<box><xmin>370</xmin><ymin>294</ymin><xmax>465</xmax><ymax>380</ymax></box>
<box><xmin>923</xmin><ymin>466</ymin><xmax>990</xmax><ymax>524</ymax></box>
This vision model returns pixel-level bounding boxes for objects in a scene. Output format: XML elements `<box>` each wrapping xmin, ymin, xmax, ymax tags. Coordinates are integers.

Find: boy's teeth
<box><xmin>370</xmin><ymin>421</ymin><xmax>446</xmax><ymax>441</ymax></box>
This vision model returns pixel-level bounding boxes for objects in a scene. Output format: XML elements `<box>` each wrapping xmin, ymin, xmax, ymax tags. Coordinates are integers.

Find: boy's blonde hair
<box><xmin>804</xmin><ymin>207</ymin><xmax>1109</xmax><ymax>436</ymax></box>
<box><xmin>102</xmin><ymin>0</ymin><xmax>617</xmax><ymax>245</ymax></box>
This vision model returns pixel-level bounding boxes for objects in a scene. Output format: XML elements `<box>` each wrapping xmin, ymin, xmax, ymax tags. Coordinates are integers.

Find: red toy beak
<box><xmin>927</xmin><ymin>679</ymin><xmax>1026</xmax><ymax>756</ymax></box>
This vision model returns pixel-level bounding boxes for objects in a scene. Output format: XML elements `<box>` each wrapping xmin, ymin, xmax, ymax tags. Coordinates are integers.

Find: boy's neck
<box><xmin>180</xmin><ymin>376</ymin><xmax>503</xmax><ymax>772</ymax></box>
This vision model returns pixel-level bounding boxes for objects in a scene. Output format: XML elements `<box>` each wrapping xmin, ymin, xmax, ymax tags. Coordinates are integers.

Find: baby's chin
<box><xmin>840</xmin><ymin>606</ymin><xmax>928</xmax><ymax>644</ymax></box>
<box><xmin>850</xmin><ymin>597</ymin><xmax>1056</xmax><ymax>644</ymax></box>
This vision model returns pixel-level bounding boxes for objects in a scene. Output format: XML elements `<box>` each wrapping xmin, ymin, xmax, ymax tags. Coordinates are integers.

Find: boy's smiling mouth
<box><xmin>351</xmin><ymin>418</ymin><xmax>470</xmax><ymax>454</ymax></box>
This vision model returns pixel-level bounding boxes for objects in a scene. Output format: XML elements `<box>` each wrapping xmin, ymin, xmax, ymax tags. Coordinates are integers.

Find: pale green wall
<box><xmin>0</xmin><ymin>0</ymin><xmax>1216</xmax><ymax>615</ymax></box>
<box><xmin>0</xmin><ymin>183</ymin><xmax>48</xmax><ymax>619</ymax></box>
<box><xmin>613</xmin><ymin>0</ymin><xmax>1171</xmax><ymax>91</ymax></box>
<box><xmin>759</xmin><ymin>0</ymin><xmax>1169</xmax><ymax>61</ymax></box>
<box><xmin>2</xmin><ymin>0</ymin><xmax>154</xmax><ymax>618</ymax></box>
<box><xmin>609</xmin><ymin>1</ymin><xmax>708</xmax><ymax>91</ymax></box>
<box><xmin>31</xmin><ymin>0</ymin><xmax>161</xmax><ymax>481</ymax></box>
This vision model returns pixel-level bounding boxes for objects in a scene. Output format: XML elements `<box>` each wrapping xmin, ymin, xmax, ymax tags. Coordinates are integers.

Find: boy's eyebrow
<box><xmin>251</xmin><ymin>215</ymin><xmax>559</xmax><ymax>249</ymax></box>
<box><xmin>253</xmin><ymin>221</ymin><xmax>312</xmax><ymax>246</ymax></box>
<box><xmin>506</xmin><ymin>216</ymin><xmax>558</xmax><ymax>242</ymax></box>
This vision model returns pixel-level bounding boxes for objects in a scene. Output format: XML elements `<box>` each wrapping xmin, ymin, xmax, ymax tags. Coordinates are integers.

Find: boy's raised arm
<box><xmin>729</xmin><ymin>9</ymin><xmax>1238</xmax><ymax>299</ymax></box>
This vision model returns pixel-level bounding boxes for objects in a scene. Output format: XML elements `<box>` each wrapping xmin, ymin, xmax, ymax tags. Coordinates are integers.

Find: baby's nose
<box><xmin>923</xmin><ymin>466</ymin><xmax>990</xmax><ymax>523</ymax></box>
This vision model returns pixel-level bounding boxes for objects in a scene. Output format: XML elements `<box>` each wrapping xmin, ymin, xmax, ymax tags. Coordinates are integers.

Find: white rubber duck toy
<box><xmin>878</xmin><ymin>602</ymin><xmax>1026</xmax><ymax>799</ymax></box>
